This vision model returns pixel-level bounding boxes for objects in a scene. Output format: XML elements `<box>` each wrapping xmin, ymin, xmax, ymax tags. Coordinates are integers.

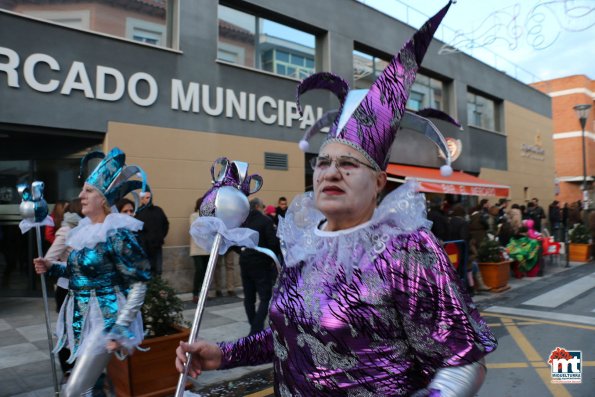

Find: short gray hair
<box><xmin>249</xmin><ymin>197</ymin><xmax>263</xmax><ymax>211</ymax></box>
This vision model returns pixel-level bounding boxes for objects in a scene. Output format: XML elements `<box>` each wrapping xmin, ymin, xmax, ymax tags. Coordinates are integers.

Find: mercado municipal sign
<box><xmin>0</xmin><ymin>45</ymin><xmax>324</xmax><ymax>130</ymax></box>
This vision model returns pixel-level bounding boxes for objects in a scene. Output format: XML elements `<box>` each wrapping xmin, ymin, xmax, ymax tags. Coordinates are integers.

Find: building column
<box><xmin>316</xmin><ymin>32</ymin><xmax>354</xmax><ymax>84</ymax></box>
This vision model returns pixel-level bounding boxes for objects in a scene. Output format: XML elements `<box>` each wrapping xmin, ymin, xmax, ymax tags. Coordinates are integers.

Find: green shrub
<box><xmin>141</xmin><ymin>276</ymin><xmax>189</xmax><ymax>338</ymax></box>
<box><xmin>569</xmin><ymin>224</ymin><xmax>590</xmax><ymax>244</ymax></box>
<box><xmin>478</xmin><ymin>238</ymin><xmax>505</xmax><ymax>263</ymax></box>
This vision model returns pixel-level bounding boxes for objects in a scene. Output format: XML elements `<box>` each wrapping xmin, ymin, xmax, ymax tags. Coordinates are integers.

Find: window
<box><xmin>407</xmin><ymin>73</ymin><xmax>444</xmax><ymax>111</ymax></box>
<box><xmin>261</xmin><ymin>49</ymin><xmax>312</xmax><ymax>79</ymax></box>
<box><xmin>218</xmin><ymin>4</ymin><xmax>316</xmax><ymax>79</ymax></box>
<box><xmin>407</xmin><ymin>92</ymin><xmax>424</xmax><ymax>112</ymax></box>
<box><xmin>467</xmin><ymin>91</ymin><xmax>497</xmax><ymax>131</ymax></box>
<box><xmin>16</xmin><ymin>10</ymin><xmax>90</xmax><ymax>29</ymax></box>
<box><xmin>2</xmin><ymin>0</ymin><xmax>176</xmax><ymax>49</ymax></box>
<box><xmin>126</xmin><ymin>18</ymin><xmax>166</xmax><ymax>46</ymax></box>
<box><xmin>218</xmin><ymin>42</ymin><xmax>245</xmax><ymax>64</ymax></box>
<box><xmin>353</xmin><ymin>49</ymin><xmax>444</xmax><ymax>112</ymax></box>
<box><xmin>353</xmin><ymin>50</ymin><xmax>389</xmax><ymax>89</ymax></box>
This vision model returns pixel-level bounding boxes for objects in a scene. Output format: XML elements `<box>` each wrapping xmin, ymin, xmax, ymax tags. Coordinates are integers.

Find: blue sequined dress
<box><xmin>49</xmin><ymin>213</ymin><xmax>150</xmax><ymax>362</ymax></box>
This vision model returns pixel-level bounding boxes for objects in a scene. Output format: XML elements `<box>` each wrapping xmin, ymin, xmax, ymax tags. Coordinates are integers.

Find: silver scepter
<box><xmin>17</xmin><ymin>181</ymin><xmax>60</xmax><ymax>396</ymax></box>
<box><xmin>175</xmin><ymin>158</ymin><xmax>260</xmax><ymax>397</ymax></box>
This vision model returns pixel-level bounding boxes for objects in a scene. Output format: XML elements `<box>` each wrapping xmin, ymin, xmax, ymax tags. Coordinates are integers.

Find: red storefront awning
<box><xmin>386</xmin><ymin>164</ymin><xmax>510</xmax><ymax>197</ymax></box>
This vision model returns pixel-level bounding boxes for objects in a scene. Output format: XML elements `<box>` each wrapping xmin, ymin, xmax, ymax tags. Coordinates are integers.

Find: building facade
<box><xmin>531</xmin><ymin>75</ymin><xmax>595</xmax><ymax>207</ymax></box>
<box><xmin>0</xmin><ymin>0</ymin><xmax>554</xmax><ymax>294</ymax></box>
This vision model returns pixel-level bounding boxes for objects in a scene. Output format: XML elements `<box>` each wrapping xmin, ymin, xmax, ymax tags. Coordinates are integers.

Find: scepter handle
<box><xmin>35</xmin><ymin>225</ymin><xmax>60</xmax><ymax>395</ymax></box>
<box><xmin>174</xmin><ymin>233</ymin><xmax>224</xmax><ymax>397</ymax></box>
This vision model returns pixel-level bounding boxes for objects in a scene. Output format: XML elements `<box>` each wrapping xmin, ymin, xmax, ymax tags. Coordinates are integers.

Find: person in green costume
<box><xmin>507</xmin><ymin>226</ymin><xmax>540</xmax><ymax>274</ymax></box>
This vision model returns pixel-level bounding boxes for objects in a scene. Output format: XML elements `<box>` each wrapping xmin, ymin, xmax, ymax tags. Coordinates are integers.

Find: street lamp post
<box><xmin>567</xmin><ymin>104</ymin><xmax>592</xmax><ymax>267</ymax></box>
<box><xmin>573</xmin><ymin>103</ymin><xmax>592</xmax><ymax>226</ymax></box>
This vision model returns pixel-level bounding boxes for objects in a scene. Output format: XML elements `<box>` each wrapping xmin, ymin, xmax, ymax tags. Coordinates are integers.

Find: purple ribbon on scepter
<box><xmin>17</xmin><ymin>181</ymin><xmax>60</xmax><ymax>396</ymax></box>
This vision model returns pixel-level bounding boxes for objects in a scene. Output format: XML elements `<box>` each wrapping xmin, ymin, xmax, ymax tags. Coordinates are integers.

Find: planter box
<box><xmin>108</xmin><ymin>327</ymin><xmax>191</xmax><ymax>397</ymax></box>
<box><xmin>478</xmin><ymin>261</ymin><xmax>511</xmax><ymax>290</ymax></box>
<box><xmin>569</xmin><ymin>243</ymin><xmax>591</xmax><ymax>262</ymax></box>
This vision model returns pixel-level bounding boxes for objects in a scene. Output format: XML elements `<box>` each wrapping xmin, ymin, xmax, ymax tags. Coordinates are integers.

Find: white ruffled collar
<box><xmin>277</xmin><ymin>180</ymin><xmax>431</xmax><ymax>269</ymax></box>
<box><xmin>67</xmin><ymin>213</ymin><xmax>144</xmax><ymax>250</ymax></box>
<box><xmin>314</xmin><ymin>219</ymin><xmax>373</xmax><ymax>237</ymax></box>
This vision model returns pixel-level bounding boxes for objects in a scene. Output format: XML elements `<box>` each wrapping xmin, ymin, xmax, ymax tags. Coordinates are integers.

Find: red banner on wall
<box><xmin>386</xmin><ymin>164</ymin><xmax>510</xmax><ymax>198</ymax></box>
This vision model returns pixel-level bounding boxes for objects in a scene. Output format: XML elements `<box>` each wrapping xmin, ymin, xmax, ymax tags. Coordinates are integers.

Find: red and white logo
<box><xmin>548</xmin><ymin>347</ymin><xmax>582</xmax><ymax>384</ymax></box>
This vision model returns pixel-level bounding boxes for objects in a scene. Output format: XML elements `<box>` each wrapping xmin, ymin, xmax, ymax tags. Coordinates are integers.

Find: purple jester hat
<box><xmin>297</xmin><ymin>1</ymin><xmax>455</xmax><ymax>173</ymax></box>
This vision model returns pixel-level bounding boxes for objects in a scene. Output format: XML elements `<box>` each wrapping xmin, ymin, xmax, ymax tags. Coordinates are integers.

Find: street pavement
<box><xmin>0</xmin><ymin>290</ymin><xmax>271</xmax><ymax>397</ymax></box>
<box><xmin>477</xmin><ymin>261</ymin><xmax>595</xmax><ymax>397</ymax></box>
<box><xmin>1</xmin><ymin>257</ymin><xmax>593</xmax><ymax>396</ymax></box>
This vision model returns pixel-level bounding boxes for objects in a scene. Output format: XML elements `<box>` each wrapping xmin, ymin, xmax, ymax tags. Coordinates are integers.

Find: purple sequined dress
<box><xmin>219</xmin><ymin>182</ymin><xmax>497</xmax><ymax>396</ymax></box>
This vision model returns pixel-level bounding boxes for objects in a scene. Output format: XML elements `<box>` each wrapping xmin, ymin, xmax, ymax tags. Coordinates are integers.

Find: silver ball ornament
<box><xmin>214</xmin><ymin>186</ymin><xmax>250</xmax><ymax>229</ymax></box>
<box><xmin>19</xmin><ymin>200</ymin><xmax>36</xmax><ymax>220</ymax></box>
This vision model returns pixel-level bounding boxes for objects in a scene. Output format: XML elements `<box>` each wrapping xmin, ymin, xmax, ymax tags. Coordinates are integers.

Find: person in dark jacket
<box><xmin>447</xmin><ymin>204</ymin><xmax>471</xmax><ymax>286</ymax></box>
<box><xmin>561</xmin><ymin>202</ymin><xmax>569</xmax><ymax>241</ymax></box>
<box><xmin>447</xmin><ymin>204</ymin><xmax>470</xmax><ymax>243</ymax></box>
<box><xmin>240</xmin><ymin>197</ymin><xmax>281</xmax><ymax>335</ymax></box>
<box><xmin>525</xmin><ymin>202</ymin><xmax>542</xmax><ymax>234</ymax></box>
<box><xmin>567</xmin><ymin>202</ymin><xmax>582</xmax><ymax>227</ymax></box>
<box><xmin>496</xmin><ymin>198</ymin><xmax>510</xmax><ymax>225</ymax></box>
<box><xmin>135</xmin><ymin>192</ymin><xmax>169</xmax><ymax>275</ymax></box>
<box><xmin>427</xmin><ymin>197</ymin><xmax>449</xmax><ymax>242</ymax></box>
<box><xmin>548</xmin><ymin>200</ymin><xmax>562</xmax><ymax>241</ymax></box>
<box><xmin>529</xmin><ymin>198</ymin><xmax>546</xmax><ymax>232</ymax></box>
<box><xmin>469</xmin><ymin>199</ymin><xmax>490</xmax><ymax>249</ymax></box>
<box><xmin>274</xmin><ymin>196</ymin><xmax>288</xmax><ymax>226</ymax></box>
<box><xmin>497</xmin><ymin>219</ymin><xmax>514</xmax><ymax>247</ymax></box>
<box><xmin>519</xmin><ymin>204</ymin><xmax>527</xmax><ymax>219</ymax></box>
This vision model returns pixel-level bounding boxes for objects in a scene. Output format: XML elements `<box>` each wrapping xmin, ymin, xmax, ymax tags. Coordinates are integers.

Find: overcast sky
<box><xmin>360</xmin><ymin>0</ymin><xmax>595</xmax><ymax>84</ymax></box>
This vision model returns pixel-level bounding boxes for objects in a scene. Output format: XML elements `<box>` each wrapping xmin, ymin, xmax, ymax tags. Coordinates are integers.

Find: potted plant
<box><xmin>568</xmin><ymin>224</ymin><xmax>591</xmax><ymax>262</ymax></box>
<box><xmin>107</xmin><ymin>276</ymin><xmax>191</xmax><ymax>397</ymax></box>
<box><xmin>477</xmin><ymin>238</ymin><xmax>511</xmax><ymax>291</ymax></box>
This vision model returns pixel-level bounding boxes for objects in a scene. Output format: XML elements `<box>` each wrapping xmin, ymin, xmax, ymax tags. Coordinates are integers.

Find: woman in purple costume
<box><xmin>176</xmin><ymin>2</ymin><xmax>497</xmax><ymax>395</ymax></box>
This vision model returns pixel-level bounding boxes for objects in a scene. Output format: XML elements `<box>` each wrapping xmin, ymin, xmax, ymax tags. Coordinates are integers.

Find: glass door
<box><xmin>0</xmin><ymin>160</ymin><xmax>33</xmax><ymax>294</ymax></box>
<box><xmin>0</xmin><ymin>124</ymin><xmax>102</xmax><ymax>296</ymax></box>
<box><xmin>0</xmin><ymin>157</ymin><xmax>83</xmax><ymax>296</ymax></box>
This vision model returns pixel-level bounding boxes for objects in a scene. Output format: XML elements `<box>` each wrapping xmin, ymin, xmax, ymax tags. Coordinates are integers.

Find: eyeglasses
<box><xmin>309</xmin><ymin>155</ymin><xmax>376</xmax><ymax>172</ymax></box>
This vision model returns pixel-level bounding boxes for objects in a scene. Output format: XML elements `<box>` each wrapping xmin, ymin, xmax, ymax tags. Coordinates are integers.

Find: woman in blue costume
<box><xmin>34</xmin><ymin>147</ymin><xmax>151</xmax><ymax>396</ymax></box>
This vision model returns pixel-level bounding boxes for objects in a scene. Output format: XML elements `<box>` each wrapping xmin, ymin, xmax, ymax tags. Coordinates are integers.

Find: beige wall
<box><xmin>105</xmin><ymin>121</ymin><xmax>306</xmax><ymax>247</ymax></box>
<box><xmin>103</xmin><ymin>122</ymin><xmax>305</xmax><ymax>291</ymax></box>
<box><xmin>479</xmin><ymin>101</ymin><xmax>555</xmax><ymax>206</ymax></box>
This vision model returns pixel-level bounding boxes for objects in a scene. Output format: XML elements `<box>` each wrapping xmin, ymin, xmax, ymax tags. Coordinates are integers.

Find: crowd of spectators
<box><xmin>430</xmin><ymin>196</ymin><xmax>587</xmax><ymax>293</ymax></box>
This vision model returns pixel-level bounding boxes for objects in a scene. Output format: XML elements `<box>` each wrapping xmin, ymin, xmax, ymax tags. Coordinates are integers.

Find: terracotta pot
<box><xmin>107</xmin><ymin>326</ymin><xmax>191</xmax><ymax>397</ymax></box>
<box><xmin>478</xmin><ymin>261</ymin><xmax>511</xmax><ymax>289</ymax></box>
<box><xmin>569</xmin><ymin>243</ymin><xmax>591</xmax><ymax>262</ymax></box>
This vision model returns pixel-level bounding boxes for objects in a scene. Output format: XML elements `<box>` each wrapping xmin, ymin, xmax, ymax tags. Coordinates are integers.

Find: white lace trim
<box><xmin>66</xmin><ymin>213</ymin><xmax>144</xmax><ymax>250</ymax></box>
<box><xmin>314</xmin><ymin>218</ymin><xmax>374</xmax><ymax>236</ymax></box>
<box><xmin>278</xmin><ymin>180</ymin><xmax>431</xmax><ymax>275</ymax></box>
